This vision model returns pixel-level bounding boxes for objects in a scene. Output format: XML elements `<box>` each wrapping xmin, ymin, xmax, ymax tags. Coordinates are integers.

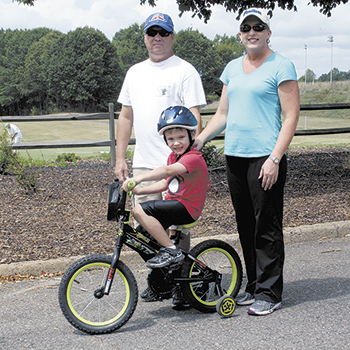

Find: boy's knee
<box><xmin>133</xmin><ymin>204</ymin><xmax>143</xmax><ymax>219</ymax></box>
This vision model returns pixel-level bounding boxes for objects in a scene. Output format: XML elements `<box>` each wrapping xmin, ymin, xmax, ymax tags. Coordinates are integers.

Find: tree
<box><xmin>212</xmin><ymin>34</ymin><xmax>245</xmax><ymax>67</ymax></box>
<box><xmin>19</xmin><ymin>30</ymin><xmax>63</xmax><ymax>113</ymax></box>
<box><xmin>16</xmin><ymin>0</ymin><xmax>349</xmax><ymax>19</ymax></box>
<box><xmin>298</xmin><ymin>68</ymin><xmax>316</xmax><ymax>83</ymax></box>
<box><xmin>141</xmin><ymin>0</ymin><xmax>348</xmax><ymax>21</ymax></box>
<box><xmin>173</xmin><ymin>29</ymin><xmax>216</xmax><ymax>95</ymax></box>
<box><xmin>173</xmin><ymin>29</ymin><xmax>244</xmax><ymax>98</ymax></box>
<box><xmin>0</xmin><ymin>28</ymin><xmax>51</xmax><ymax>115</ymax></box>
<box><xmin>13</xmin><ymin>0</ymin><xmax>35</xmax><ymax>4</ymax></box>
<box><xmin>12</xmin><ymin>0</ymin><xmax>35</xmax><ymax>6</ymax></box>
<box><xmin>47</xmin><ymin>27</ymin><xmax>122</xmax><ymax>112</ymax></box>
<box><xmin>318</xmin><ymin>68</ymin><xmax>350</xmax><ymax>82</ymax></box>
<box><xmin>112</xmin><ymin>23</ymin><xmax>148</xmax><ymax>75</ymax></box>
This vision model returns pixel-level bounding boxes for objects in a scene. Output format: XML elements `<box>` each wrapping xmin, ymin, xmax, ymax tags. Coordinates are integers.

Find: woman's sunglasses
<box><xmin>146</xmin><ymin>29</ymin><xmax>173</xmax><ymax>37</ymax></box>
<box><xmin>240</xmin><ymin>24</ymin><xmax>267</xmax><ymax>33</ymax></box>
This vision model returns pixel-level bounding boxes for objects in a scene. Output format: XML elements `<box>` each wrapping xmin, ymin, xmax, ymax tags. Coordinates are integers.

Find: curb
<box><xmin>1</xmin><ymin>220</ymin><xmax>349</xmax><ymax>277</ymax></box>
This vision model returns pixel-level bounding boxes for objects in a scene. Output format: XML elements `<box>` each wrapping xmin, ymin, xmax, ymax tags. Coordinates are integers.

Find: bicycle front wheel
<box><xmin>58</xmin><ymin>254</ymin><xmax>138</xmax><ymax>334</ymax></box>
<box><xmin>181</xmin><ymin>239</ymin><xmax>242</xmax><ymax>313</ymax></box>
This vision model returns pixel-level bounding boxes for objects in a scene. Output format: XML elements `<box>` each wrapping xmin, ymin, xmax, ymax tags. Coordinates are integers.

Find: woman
<box><xmin>195</xmin><ymin>8</ymin><xmax>299</xmax><ymax>316</ymax></box>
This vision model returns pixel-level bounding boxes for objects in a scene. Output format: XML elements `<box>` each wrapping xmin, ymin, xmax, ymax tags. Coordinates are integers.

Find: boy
<box><xmin>123</xmin><ymin>106</ymin><xmax>208</xmax><ymax>269</ymax></box>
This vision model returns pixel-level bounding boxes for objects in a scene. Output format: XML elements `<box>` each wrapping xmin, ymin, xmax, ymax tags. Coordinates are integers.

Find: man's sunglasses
<box><xmin>146</xmin><ymin>28</ymin><xmax>173</xmax><ymax>37</ymax></box>
<box><xmin>240</xmin><ymin>24</ymin><xmax>267</xmax><ymax>33</ymax></box>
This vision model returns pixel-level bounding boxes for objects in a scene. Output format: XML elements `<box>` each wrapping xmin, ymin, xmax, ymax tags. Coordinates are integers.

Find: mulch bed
<box><xmin>1</xmin><ymin>146</ymin><xmax>349</xmax><ymax>265</ymax></box>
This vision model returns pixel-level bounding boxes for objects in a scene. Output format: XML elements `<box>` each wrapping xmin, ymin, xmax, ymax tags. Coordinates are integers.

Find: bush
<box><xmin>55</xmin><ymin>153</ymin><xmax>81</xmax><ymax>166</ymax></box>
<box><xmin>201</xmin><ymin>143</ymin><xmax>225</xmax><ymax>168</ymax></box>
<box><xmin>0</xmin><ymin>131</ymin><xmax>13</xmax><ymax>174</ymax></box>
<box><xmin>0</xmin><ymin>128</ymin><xmax>38</xmax><ymax>192</ymax></box>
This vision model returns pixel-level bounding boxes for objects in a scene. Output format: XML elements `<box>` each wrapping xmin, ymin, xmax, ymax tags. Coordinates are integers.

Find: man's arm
<box><xmin>114</xmin><ymin>105</ymin><xmax>133</xmax><ymax>181</ymax></box>
<box><xmin>189</xmin><ymin>106</ymin><xmax>202</xmax><ymax>135</ymax></box>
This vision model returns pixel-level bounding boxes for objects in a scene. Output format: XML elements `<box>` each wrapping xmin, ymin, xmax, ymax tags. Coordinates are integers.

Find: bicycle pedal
<box><xmin>168</xmin><ymin>262</ymin><xmax>180</xmax><ymax>270</ymax></box>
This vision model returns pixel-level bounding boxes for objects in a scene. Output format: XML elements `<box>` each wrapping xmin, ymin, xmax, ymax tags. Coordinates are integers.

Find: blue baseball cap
<box><xmin>144</xmin><ymin>13</ymin><xmax>174</xmax><ymax>32</ymax></box>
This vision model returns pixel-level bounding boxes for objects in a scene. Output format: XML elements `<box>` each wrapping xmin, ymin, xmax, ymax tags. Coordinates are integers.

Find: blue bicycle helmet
<box><xmin>158</xmin><ymin>106</ymin><xmax>197</xmax><ymax>136</ymax></box>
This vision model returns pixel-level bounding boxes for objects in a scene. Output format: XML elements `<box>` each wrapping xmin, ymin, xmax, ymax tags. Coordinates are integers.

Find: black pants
<box><xmin>140</xmin><ymin>200</ymin><xmax>194</xmax><ymax>230</ymax></box>
<box><xmin>226</xmin><ymin>155</ymin><xmax>287</xmax><ymax>303</ymax></box>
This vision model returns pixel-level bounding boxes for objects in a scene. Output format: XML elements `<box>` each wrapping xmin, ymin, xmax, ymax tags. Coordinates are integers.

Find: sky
<box><xmin>0</xmin><ymin>0</ymin><xmax>349</xmax><ymax>78</ymax></box>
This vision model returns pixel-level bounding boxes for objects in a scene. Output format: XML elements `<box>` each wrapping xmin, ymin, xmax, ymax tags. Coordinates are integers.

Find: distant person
<box><xmin>194</xmin><ymin>8</ymin><xmax>299</xmax><ymax>316</ymax></box>
<box><xmin>5</xmin><ymin>123</ymin><xmax>22</xmax><ymax>144</ymax></box>
<box><xmin>114</xmin><ymin>12</ymin><xmax>206</xmax><ymax>307</ymax></box>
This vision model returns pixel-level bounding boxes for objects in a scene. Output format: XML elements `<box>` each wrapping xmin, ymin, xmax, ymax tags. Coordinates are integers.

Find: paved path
<box><xmin>1</xmin><ymin>235</ymin><xmax>349</xmax><ymax>350</ymax></box>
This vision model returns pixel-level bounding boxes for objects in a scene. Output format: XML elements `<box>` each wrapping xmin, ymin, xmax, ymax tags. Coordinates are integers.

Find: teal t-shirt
<box><xmin>220</xmin><ymin>52</ymin><xmax>297</xmax><ymax>157</ymax></box>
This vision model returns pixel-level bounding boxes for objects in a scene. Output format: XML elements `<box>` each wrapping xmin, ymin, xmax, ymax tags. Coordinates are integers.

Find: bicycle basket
<box><xmin>107</xmin><ymin>180</ymin><xmax>123</xmax><ymax>221</ymax></box>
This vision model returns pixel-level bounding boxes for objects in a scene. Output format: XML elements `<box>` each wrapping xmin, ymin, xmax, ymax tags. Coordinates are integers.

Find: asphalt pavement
<box><xmin>1</xmin><ymin>221</ymin><xmax>350</xmax><ymax>349</ymax></box>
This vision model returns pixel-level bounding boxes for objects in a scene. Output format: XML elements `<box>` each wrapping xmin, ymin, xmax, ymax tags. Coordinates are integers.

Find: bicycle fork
<box><xmin>103</xmin><ymin>227</ymin><xmax>125</xmax><ymax>295</ymax></box>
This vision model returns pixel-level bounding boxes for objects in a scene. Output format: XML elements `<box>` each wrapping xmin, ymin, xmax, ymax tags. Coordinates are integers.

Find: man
<box><xmin>5</xmin><ymin>123</ymin><xmax>22</xmax><ymax>144</ymax></box>
<box><xmin>114</xmin><ymin>12</ymin><xmax>206</xmax><ymax>309</ymax></box>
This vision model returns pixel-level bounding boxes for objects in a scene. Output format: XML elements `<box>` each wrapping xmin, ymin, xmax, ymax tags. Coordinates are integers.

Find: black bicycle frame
<box><xmin>103</xmin><ymin>188</ymin><xmax>220</xmax><ymax>296</ymax></box>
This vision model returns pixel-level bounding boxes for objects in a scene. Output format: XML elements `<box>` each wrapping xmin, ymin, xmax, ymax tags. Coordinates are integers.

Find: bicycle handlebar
<box><xmin>127</xmin><ymin>180</ymin><xmax>136</xmax><ymax>191</ymax></box>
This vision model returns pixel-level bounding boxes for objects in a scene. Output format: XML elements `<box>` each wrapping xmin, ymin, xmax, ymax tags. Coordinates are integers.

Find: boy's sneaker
<box><xmin>146</xmin><ymin>246</ymin><xmax>184</xmax><ymax>269</ymax></box>
<box><xmin>235</xmin><ymin>292</ymin><xmax>255</xmax><ymax>305</ymax></box>
<box><xmin>248</xmin><ymin>300</ymin><xmax>282</xmax><ymax>316</ymax></box>
<box><xmin>140</xmin><ymin>287</ymin><xmax>159</xmax><ymax>302</ymax></box>
<box><xmin>171</xmin><ymin>285</ymin><xmax>191</xmax><ymax>310</ymax></box>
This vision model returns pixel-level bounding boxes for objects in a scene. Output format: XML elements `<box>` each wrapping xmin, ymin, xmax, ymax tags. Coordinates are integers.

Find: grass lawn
<box><xmin>15</xmin><ymin>120</ymin><xmax>111</xmax><ymax>143</ymax></box>
<box><xmin>202</xmin><ymin>113</ymin><xmax>350</xmax><ymax>149</ymax></box>
<box><xmin>14</xmin><ymin>114</ymin><xmax>349</xmax><ymax>161</ymax></box>
<box><xmin>4</xmin><ymin>81</ymin><xmax>350</xmax><ymax>160</ymax></box>
<box><xmin>12</xmin><ymin>120</ymin><xmax>115</xmax><ymax>160</ymax></box>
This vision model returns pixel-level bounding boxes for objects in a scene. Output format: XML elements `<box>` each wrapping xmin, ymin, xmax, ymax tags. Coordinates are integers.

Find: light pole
<box><xmin>303</xmin><ymin>44</ymin><xmax>307</xmax><ymax>83</ymax></box>
<box><xmin>327</xmin><ymin>35</ymin><xmax>334</xmax><ymax>83</ymax></box>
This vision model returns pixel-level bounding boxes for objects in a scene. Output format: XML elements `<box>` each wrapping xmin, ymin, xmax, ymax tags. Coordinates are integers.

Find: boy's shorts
<box><xmin>139</xmin><ymin>200</ymin><xmax>194</xmax><ymax>230</ymax></box>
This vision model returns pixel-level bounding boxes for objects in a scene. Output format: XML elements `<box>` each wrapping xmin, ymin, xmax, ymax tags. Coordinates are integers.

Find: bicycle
<box><xmin>58</xmin><ymin>179</ymin><xmax>242</xmax><ymax>334</ymax></box>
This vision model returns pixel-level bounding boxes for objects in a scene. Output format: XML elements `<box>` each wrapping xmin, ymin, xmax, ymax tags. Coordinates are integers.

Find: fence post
<box><xmin>109</xmin><ymin>103</ymin><xmax>116</xmax><ymax>167</ymax></box>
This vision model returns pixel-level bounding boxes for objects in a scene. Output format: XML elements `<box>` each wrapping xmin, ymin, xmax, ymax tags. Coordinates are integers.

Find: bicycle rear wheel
<box><xmin>58</xmin><ymin>254</ymin><xmax>138</xmax><ymax>334</ymax></box>
<box><xmin>181</xmin><ymin>239</ymin><xmax>242</xmax><ymax>313</ymax></box>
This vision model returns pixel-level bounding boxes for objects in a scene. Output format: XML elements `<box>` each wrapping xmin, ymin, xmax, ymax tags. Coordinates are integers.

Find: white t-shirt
<box><xmin>7</xmin><ymin>124</ymin><xmax>22</xmax><ymax>143</ymax></box>
<box><xmin>118</xmin><ymin>55</ymin><xmax>206</xmax><ymax>169</ymax></box>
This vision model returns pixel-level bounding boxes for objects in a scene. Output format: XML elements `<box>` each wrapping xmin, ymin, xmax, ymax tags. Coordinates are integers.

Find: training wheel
<box><xmin>216</xmin><ymin>295</ymin><xmax>236</xmax><ymax>318</ymax></box>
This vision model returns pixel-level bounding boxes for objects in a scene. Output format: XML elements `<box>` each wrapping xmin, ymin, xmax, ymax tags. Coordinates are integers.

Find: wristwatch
<box><xmin>269</xmin><ymin>155</ymin><xmax>280</xmax><ymax>164</ymax></box>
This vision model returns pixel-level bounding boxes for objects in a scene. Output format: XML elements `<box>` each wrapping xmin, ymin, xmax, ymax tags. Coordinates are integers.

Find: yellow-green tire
<box><xmin>181</xmin><ymin>239</ymin><xmax>242</xmax><ymax>313</ymax></box>
<box><xmin>58</xmin><ymin>254</ymin><xmax>138</xmax><ymax>334</ymax></box>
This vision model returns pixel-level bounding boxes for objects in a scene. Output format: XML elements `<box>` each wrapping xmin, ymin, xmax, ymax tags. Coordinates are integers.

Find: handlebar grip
<box><xmin>127</xmin><ymin>180</ymin><xmax>136</xmax><ymax>191</ymax></box>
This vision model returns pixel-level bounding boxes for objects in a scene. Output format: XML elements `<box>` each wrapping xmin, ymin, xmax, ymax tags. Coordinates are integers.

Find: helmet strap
<box><xmin>163</xmin><ymin>128</ymin><xmax>195</xmax><ymax>160</ymax></box>
<box><xmin>175</xmin><ymin>130</ymin><xmax>194</xmax><ymax>161</ymax></box>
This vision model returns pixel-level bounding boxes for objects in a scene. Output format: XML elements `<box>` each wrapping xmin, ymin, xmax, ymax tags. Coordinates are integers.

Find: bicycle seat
<box><xmin>170</xmin><ymin>222</ymin><xmax>197</xmax><ymax>235</ymax></box>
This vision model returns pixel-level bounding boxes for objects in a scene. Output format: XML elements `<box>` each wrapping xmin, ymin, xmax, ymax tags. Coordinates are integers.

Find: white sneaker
<box><xmin>248</xmin><ymin>300</ymin><xmax>282</xmax><ymax>316</ymax></box>
<box><xmin>235</xmin><ymin>292</ymin><xmax>255</xmax><ymax>305</ymax></box>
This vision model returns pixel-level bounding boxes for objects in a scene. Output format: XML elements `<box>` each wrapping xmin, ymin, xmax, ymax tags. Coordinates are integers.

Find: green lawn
<box><xmin>16</xmin><ymin>120</ymin><xmax>111</xmax><ymax>143</ymax></box>
<box><xmin>4</xmin><ymin>80</ymin><xmax>350</xmax><ymax>160</ymax></box>
<box><xmin>202</xmin><ymin>113</ymin><xmax>350</xmax><ymax>149</ymax></box>
<box><xmin>11</xmin><ymin>120</ymin><xmax>116</xmax><ymax>160</ymax></box>
<box><xmin>13</xmin><ymin>113</ymin><xmax>349</xmax><ymax>161</ymax></box>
